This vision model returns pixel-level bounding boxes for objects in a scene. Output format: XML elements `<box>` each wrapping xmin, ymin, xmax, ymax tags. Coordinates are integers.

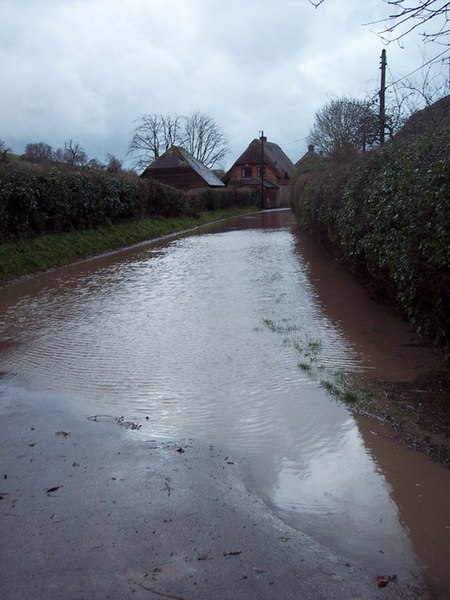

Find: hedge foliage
<box><xmin>0</xmin><ymin>163</ymin><xmax>257</xmax><ymax>241</ymax></box>
<box><xmin>290</xmin><ymin>127</ymin><xmax>450</xmax><ymax>354</ymax></box>
<box><xmin>139</xmin><ymin>177</ymin><xmax>187</xmax><ymax>218</ymax></box>
<box><xmin>139</xmin><ymin>180</ymin><xmax>256</xmax><ymax>219</ymax></box>
<box><xmin>0</xmin><ymin>163</ymin><xmax>142</xmax><ymax>239</ymax></box>
<box><xmin>185</xmin><ymin>186</ymin><xmax>256</xmax><ymax>216</ymax></box>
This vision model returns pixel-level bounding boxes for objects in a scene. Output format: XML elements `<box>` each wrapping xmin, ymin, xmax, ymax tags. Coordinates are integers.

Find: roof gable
<box><xmin>223</xmin><ymin>138</ymin><xmax>294</xmax><ymax>182</ymax></box>
<box><xmin>142</xmin><ymin>147</ymin><xmax>224</xmax><ymax>187</ymax></box>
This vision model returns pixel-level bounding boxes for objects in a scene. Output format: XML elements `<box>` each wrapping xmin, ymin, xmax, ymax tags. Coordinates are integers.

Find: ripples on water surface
<box><xmin>1</xmin><ymin>210</ymin><xmax>449</xmax><ymax>594</ymax></box>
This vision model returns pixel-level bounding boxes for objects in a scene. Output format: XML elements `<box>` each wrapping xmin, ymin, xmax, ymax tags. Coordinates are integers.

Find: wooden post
<box><xmin>379</xmin><ymin>49</ymin><xmax>387</xmax><ymax>146</ymax></box>
<box><xmin>260</xmin><ymin>131</ymin><xmax>265</xmax><ymax>209</ymax></box>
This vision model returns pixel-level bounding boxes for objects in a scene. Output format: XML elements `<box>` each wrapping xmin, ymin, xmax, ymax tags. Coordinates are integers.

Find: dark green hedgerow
<box><xmin>290</xmin><ymin>128</ymin><xmax>450</xmax><ymax>355</ymax></box>
<box><xmin>139</xmin><ymin>180</ymin><xmax>256</xmax><ymax>219</ymax></box>
<box><xmin>0</xmin><ymin>163</ymin><xmax>257</xmax><ymax>241</ymax></box>
<box><xmin>0</xmin><ymin>163</ymin><xmax>142</xmax><ymax>239</ymax></box>
<box><xmin>185</xmin><ymin>186</ymin><xmax>257</xmax><ymax>216</ymax></box>
<box><xmin>139</xmin><ymin>177</ymin><xmax>187</xmax><ymax>218</ymax></box>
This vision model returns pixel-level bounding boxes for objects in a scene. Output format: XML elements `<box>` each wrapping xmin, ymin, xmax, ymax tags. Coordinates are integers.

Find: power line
<box><xmin>279</xmin><ymin>137</ymin><xmax>308</xmax><ymax>147</ymax></box>
<box><xmin>385</xmin><ymin>47</ymin><xmax>449</xmax><ymax>89</ymax></box>
<box><xmin>367</xmin><ymin>47</ymin><xmax>449</xmax><ymax>106</ymax></box>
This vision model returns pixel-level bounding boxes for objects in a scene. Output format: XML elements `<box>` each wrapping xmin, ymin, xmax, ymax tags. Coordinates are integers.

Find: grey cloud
<box><xmin>0</xmin><ymin>0</ymin><xmax>442</xmax><ymax>168</ymax></box>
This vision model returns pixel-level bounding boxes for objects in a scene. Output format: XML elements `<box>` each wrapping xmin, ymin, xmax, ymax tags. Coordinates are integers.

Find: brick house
<box><xmin>222</xmin><ymin>136</ymin><xmax>294</xmax><ymax>208</ymax></box>
<box><xmin>141</xmin><ymin>146</ymin><xmax>225</xmax><ymax>191</ymax></box>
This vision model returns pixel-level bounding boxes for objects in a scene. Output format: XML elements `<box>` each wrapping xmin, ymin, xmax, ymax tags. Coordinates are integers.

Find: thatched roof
<box><xmin>223</xmin><ymin>138</ymin><xmax>294</xmax><ymax>183</ymax></box>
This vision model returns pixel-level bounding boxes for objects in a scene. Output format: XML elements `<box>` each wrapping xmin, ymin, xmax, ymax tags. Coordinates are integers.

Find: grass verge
<box><xmin>0</xmin><ymin>207</ymin><xmax>255</xmax><ymax>283</ymax></box>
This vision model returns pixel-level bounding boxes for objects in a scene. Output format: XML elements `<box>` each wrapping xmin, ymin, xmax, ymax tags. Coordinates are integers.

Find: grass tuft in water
<box><xmin>321</xmin><ymin>373</ymin><xmax>381</xmax><ymax>406</ymax></box>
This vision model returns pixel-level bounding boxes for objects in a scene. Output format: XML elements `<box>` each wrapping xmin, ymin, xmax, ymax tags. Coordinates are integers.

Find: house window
<box><xmin>257</xmin><ymin>166</ymin><xmax>265</xmax><ymax>177</ymax></box>
<box><xmin>241</xmin><ymin>166</ymin><xmax>252</xmax><ymax>178</ymax></box>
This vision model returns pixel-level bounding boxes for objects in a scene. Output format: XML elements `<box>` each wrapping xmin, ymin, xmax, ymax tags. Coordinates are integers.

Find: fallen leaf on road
<box><xmin>46</xmin><ymin>486</ymin><xmax>62</xmax><ymax>495</ymax></box>
<box><xmin>376</xmin><ymin>576</ymin><xmax>389</xmax><ymax>587</ymax></box>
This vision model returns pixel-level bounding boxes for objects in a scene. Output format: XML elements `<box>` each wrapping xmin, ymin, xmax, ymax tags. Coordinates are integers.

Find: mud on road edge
<box><xmin>347</xmin><ymin>369</ymin><xmax>450</xmax><ymax>469</ymax></box>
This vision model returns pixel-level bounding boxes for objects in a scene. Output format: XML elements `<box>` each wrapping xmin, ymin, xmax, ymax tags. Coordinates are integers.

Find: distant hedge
<box><xmin>290</xmin><ymin>128</ymin><xmax>450</xmax><ymax>354</ymax></box>
<box><xmin>185</xmin><ymin>186</ymin><xmax>257</xmax><ymax>215</ymax></box>
<box><xmin>0</xmin><ymin>163</ymin><xmax>257</xmax><ymax>241</ymax></box>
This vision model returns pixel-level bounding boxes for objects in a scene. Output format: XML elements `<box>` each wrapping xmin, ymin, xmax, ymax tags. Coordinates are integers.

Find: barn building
<box><xmin>141</xmin><ymin>146</ymin><xmax>225</xmax><ymax>191</ymax></box>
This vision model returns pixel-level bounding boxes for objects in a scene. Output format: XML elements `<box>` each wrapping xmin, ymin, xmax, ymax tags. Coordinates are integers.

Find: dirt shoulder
<box><xmin>349</xmin><ymin>369</ymin><xmax>450</xmax><ymax>469</ymax></box>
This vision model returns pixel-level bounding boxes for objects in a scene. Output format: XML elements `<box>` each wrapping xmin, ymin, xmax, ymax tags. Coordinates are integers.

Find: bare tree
<box><xmin>183</xmin><ymin>112</ymin><xmax>228</xmax><ymax>169</ymax></box>
<box><xmin>127</xmin><ymin>113</ymin><xmax>183</xmax><ymax>171</ymax></box>
<box><xmin>375</xmin><ymin>54</ymin><xmax>448</xmax><ymax>138</ymax></box>
<box><xmin>22</xmin><ymin>142</ymin><xmax>54</xmax><ymax>164</ymax></box>
<box><xmin>105</xmin><ymin>153</ymin><xmax>122</xmax><ymax>173</ymax></box>
<box><xmin>0</xmin><ymin>139</ymin><xmax>11</xmax><ymax>162</ymax></box>
<box><xmin>368</xmin><ymin>0</ymin><xmax>450</xmax><ymax>45</ymax></box>
<box><xmin>308</xmin><ymin>98</ymin><xmax>379</xmax><ymax>157</ymax></box>
<box><xmin>60</xmin><ymin>139</ymin><xmax>88</xmax><ymax>166</ymax></box>
<box><xmin>399</xmin><ymin>59</ymin><xmax>448</xmax><ymax>105</ymax></box>
<box><xmin>308</xmin><ymin>0</ymin><xmax>450</xmax><ymax>45</ymax></box>
<box><xmin>128</xmin><ymin>112</ymin><xmax>228</xmax><ymax>171</ymax></box>
<box><xmin>53</xmin><ymin>139</ymin><xmax>87</xmax><ymax>166</ymax></box>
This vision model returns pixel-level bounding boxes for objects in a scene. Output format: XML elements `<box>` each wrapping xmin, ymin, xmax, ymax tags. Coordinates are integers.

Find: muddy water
<box><xmin>0</xmin><ymin>210</ymin><xmax>449</xmax><ymax>596</ymax></box>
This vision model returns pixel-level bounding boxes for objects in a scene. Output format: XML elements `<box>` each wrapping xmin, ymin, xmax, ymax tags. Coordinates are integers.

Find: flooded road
<box><xmin>1</xmin><ymin>210</ymin><xmax>449</xmax><ymax>596</ymax></box>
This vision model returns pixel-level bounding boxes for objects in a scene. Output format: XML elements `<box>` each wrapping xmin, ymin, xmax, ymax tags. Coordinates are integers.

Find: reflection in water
<box><xmin>1</xmin><ymin>210</ymin><xmax>448</xmax><ymax>595</ymax></box>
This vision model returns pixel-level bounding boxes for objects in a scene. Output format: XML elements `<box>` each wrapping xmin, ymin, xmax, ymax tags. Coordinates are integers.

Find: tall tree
<box><xmin>60</xmin><ymin>139</ymin><xmax>88</xmax><ymax>166</ymax></box>
<box><xmin>128</xmin><ymin>112</ymin><xmax>228</xmax><ymax>171</ymax></box>
<box><xmin>128</xmin><ymin>113</ymin><xmax>183</xmax><ymax>171</ymax></box>
<box><xmin>308</xmin><ymin>98</ymin><xmax>379</xmax><ymax>157</ymax></box>
<box><xmin>183</xmin><ymin>112</ymin><xmax>228</xmax><ymax>169</ymax></box>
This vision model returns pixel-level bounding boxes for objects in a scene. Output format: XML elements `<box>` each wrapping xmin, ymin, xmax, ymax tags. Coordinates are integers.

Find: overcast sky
<box><xmin>1</xmin><ymin>0</ymin><xmax>447</xmax><ymax>170</ymax></box>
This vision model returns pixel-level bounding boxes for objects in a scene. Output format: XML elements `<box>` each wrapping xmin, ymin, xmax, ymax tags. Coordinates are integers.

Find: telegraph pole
<box><xmin>260</xmin><ymin>131</ymin><xmax>265</xmax><ymax>209</ymax></box>
<box><xmin>379</xmin><ymin>49</ymin><xmax>387</xmax><ymax>146</ymax></box>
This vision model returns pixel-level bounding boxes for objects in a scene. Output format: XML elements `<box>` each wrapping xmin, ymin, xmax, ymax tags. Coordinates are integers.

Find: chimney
<box><xmin>308</xmin><ymin>144</ymin><xmax>314</xmax><ymax>153</ymax></box>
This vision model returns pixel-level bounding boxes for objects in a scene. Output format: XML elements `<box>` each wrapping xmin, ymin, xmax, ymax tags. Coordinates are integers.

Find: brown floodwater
<box><xmin>0</xmin><ymin>209</ymin><xmax>449</xmax><ymax>596</ymax></box>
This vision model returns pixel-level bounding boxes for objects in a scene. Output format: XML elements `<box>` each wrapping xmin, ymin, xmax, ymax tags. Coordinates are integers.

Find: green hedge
<box><xmin>0</xmin><ymin>163</ymin><xmax>142</xmax><ymax>239</ymax></box>
<box><xmin>0</xmin><ymin>163</ymin><xmax>258</xmax><ymax>241</ymax></box>
<box><xmin>186</xmin><ymin>187</ymin><xmax>257</xmax><ymax>216</ymax></box>
<box><xmin>139</xmin><ymin>178</ymin><xmax>187</xmax><ymax>218</ymax></box>
<box><xmin>290</xmin><ymin>128</ymin><xmax>450</xmax><ymax>354</ymax></box>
